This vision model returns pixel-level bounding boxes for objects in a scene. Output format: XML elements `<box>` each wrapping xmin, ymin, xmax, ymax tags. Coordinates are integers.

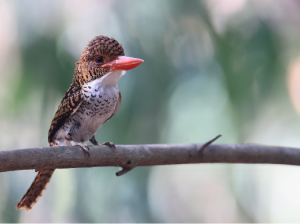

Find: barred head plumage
<box><xmin>80</xmin><ymin>36</ymin><xmax>125</xmax><ymax>62</ymax></box>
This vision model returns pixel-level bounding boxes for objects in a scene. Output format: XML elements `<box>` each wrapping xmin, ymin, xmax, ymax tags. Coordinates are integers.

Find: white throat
<box><xmin>98</xmin><ymin>70</ymin><xmax>126</xmax><ymax>87</ymax></box>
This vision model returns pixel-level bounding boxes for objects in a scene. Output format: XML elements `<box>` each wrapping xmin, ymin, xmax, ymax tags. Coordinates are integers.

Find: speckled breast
<box><xmin>62</xmin><ymin>82</ymin><xmax>119</xmax><ymax>143</ymax></box>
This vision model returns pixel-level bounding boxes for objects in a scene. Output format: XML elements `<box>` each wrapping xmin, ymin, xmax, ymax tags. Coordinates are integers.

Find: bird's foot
<box><xmin>89</xmin><ymin>135</ymin><xmax>99</xmax><ymax>145</ymax></box>
<box><xmin>103</xmin><ymin>142</ymin><xmax>116</xmax><ymax>151</ymax></box>
<box><xmin>70</xmin><ymin>141</ymin><xmax>90</xmax><ymax>157</ymax></box>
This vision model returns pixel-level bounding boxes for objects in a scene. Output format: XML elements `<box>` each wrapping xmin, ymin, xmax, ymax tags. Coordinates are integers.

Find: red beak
<box><xmin>103</xmin><ymin>56</ymin><xmax>144</xmax><ymax>71</ymax></box>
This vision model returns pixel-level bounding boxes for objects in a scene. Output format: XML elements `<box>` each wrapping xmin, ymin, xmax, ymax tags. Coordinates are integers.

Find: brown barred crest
<box><xmin>80</xmin><ymin>36</ymin><xmax>125</xmax><ymax>61</ymax></box>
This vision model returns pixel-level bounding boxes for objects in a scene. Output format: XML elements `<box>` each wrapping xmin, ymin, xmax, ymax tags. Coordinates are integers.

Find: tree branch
<box><xmin>1</xmin><ymin>137</ymin><xmax>300</xmax><ymax>175</ymax></box>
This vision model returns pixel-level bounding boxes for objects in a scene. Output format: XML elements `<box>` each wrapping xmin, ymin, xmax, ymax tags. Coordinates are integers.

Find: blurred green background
<box><xmin>1</xmin><ymin>0</ymin><xmax>300</xmax><ymax>222</ymax></box>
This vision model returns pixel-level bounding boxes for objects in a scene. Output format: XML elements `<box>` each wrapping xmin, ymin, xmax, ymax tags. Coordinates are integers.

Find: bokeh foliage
<box><xmin>1</xmin><ymin>0</ymin><xmax>300</xmax><ymax>222</ymax></box>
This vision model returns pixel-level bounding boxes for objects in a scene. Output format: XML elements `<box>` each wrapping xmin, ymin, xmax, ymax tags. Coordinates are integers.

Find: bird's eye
<box><xmin>95</xmin><ymin>57</ymin><xmax>104</xmax><ymax>64</ymax></box>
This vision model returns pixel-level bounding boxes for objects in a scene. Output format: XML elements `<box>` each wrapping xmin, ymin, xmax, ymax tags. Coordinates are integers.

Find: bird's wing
<box><xmin>48</xmin><ymin>85</ymin><xmax>83</xmax><ymax>144</ymax></box>
<box><xmin>112</xmin><ymin>90</ymin><xmax>122</xmax><ymax>116</ymax></box>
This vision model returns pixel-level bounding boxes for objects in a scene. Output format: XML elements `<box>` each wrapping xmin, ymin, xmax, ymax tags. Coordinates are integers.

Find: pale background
<box><xmin>1</xmin><ymin>0</ymin><xmax>300</xmax><ymax>222</ymax></box>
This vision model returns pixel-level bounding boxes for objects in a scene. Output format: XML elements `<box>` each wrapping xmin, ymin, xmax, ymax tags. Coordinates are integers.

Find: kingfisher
<box><xmin>16</xmin><ymin>35</ymin><xmax>144</xmax><ymax>211</ymax></box>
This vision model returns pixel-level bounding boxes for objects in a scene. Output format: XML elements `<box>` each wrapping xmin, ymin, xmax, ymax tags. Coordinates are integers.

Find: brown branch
<box><xmin>1</xmin><ymin>139</ymin><xmax>300</xmax><ymax>175</ymax></box>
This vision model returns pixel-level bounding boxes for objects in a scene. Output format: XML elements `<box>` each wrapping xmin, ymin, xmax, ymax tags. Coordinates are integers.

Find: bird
<box><xmin>16</xmin><ymin>35</ymin><xmax>144</xmax><ymax>211</ymax></box>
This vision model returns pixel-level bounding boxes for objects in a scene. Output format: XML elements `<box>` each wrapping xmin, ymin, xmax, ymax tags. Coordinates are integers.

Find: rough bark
<box><xmin>1</xmin><ymin>142</ymin><xmax>300</xmax><ymax>175</ymax></box>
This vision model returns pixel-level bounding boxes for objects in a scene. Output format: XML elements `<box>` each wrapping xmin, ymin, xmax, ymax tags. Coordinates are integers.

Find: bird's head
<box><xmin>73</xmin><ymin>36</ymin><xmax>143</xmax><ymax>86</ymax></box>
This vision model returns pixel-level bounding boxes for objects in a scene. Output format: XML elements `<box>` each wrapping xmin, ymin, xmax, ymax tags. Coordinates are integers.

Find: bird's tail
<box><xmin>16</xmin><ymin>168</ymin><xmax>55</xmax><ymax>211</ymax></box>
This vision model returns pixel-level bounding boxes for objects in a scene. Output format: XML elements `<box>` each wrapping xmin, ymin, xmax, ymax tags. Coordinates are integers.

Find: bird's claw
<box><xmin>70</xmin><ymin>141</ymin><xmax>90</xmax><ymax>157</ymax></box>
<box><xmin>103</xmin><ymin>142</ymin><xmax>116</xmax><ymax>151</ymax></box>
<box><xmin>80</xmin><ymin>145</ymin><xmax>90</xmax><ymax>157</ymax></box>
<box><xmin>89</xmin><ymin>135</ymin><xmax>99</xmax><ymax>145</ymax></box>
